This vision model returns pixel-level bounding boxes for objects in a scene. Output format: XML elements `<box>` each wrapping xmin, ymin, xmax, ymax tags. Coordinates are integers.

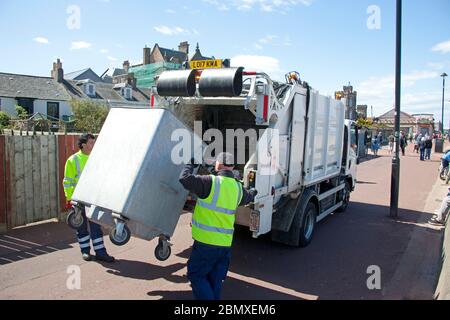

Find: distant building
<box><xmin>65</xmin><ymin>68</ymin><xmax>104</xmax><ymax>83</ymax></box>
<box><xmin>335</xmin><ymin>83</ymin><xmax>357</xmax><ymax>120</ymax></box>
<box><xmin>50</xmin><ymin>59</ymin><xmax>151</xmax><ymax>108</ymax></box>
<box><xmin>375</xmin><ymin>108</ymin><xmax>417</xmax><ymax>138</ymax></box>
<box><xmin>357</xmin><ymin>105</ymin><xmax>368</xmax><ymax>119</ymax></box>
<box><xmin>412</xmin><ymin>113</ymin><xmax>435</xmax><ymax>136</ymax></box>
<box><xmin>131</xmin><ymin>41</ymin><xmax>213</xmax><ymax>88</ymax></box>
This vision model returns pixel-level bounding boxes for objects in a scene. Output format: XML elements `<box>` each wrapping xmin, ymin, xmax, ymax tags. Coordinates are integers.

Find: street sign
<box><xmin>189</xmin><ymin>59</ymin><xmax>223</xmax><ymax>70</ymax></box>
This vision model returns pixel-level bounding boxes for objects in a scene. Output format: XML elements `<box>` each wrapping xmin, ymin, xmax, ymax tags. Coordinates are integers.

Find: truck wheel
<box><xmin>337</xmin><ymin>181</ymin><xmax>351</xmax><ymax>213</ymax></box>
<box><xmin>67</xmin><ymin>209</ymin><xmax>84</xmax><ymax>230</ymax></box>
<box><xmin>155</xmin><ymin>242</ymin><xmax>171</xmax><ymax>261</ymax></box>
<box><xmin>109</xmin><ymin>225</ymin><xmax>131</xmax><ymax>246</ymax></box>
<box><xmin>298</xmin><ymin>202</ymin><xmax>317</xmax><ymax>247</ymax></box>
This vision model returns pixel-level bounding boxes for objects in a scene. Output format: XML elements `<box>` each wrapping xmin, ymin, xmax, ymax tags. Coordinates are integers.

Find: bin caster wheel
<box><xmin>67</xmin><ymin>208</ymin><xmax>84</xmax><ymax>230</ymax></box>
<box><xmin>155</xmin><ymin>241</ymin><xmax>171</xmax><ymax>261</ymax></box>
<box><xmin>109</xmin><ymin>224</ymin><xmax>131</xmax><ymax>246</ymax></box>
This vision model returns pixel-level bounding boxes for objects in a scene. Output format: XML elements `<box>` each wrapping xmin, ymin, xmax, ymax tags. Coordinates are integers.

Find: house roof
<box><xmin>65</xmin><ymin>68</ymin><xmax>104</xmax><ymax>82</ymax></box>
<box><xmin>378</xmin><ymin>108</ymin><xmax>415</xmax><ymax>120</ymax></box>
<box><xmin>378</xmin><ymin>108</ymin><xmax>417</xmax><ymax>124</ymax></box>
<box><xmin>158</xmin><ymin>46</ymin><xmax>188</xmax><ymax>63</ymax></box>
<box><xmin>63</xmin><ymin>80</ymin><xmax>150</xmax><ymax>104</ymax></box>
<box><xmin>0</xmin><ymin>72</ymin><xmax>71</xmax><ymax>101</ymax></box>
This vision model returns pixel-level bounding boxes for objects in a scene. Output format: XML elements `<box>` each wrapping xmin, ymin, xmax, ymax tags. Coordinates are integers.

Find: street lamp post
<box><xmin>441</xmin><ymin>73</ymin><xmax>448</xmax><ymax>138</ymax></box>
<box><xmin>390</xmin><ymin>0</ymin><xmax>402</xmax><ymax>218</ymax></box>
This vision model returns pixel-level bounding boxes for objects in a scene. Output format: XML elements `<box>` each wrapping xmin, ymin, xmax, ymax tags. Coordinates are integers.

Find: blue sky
<box><xmin>0</xmin><ymin>0</ymin><xmax>449</xmax><ymax>122</ymax></box>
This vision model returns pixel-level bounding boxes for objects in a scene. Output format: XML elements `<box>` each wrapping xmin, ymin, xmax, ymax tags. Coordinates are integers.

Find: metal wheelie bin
<box><xmin>70</xmin><ymin>107</ymin><xmax>203</xmax><ymax>261</ymax></box>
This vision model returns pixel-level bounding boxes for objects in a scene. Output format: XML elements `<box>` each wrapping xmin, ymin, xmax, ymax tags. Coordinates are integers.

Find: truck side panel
<box><xmin>288</xmin><ymin>93</ymin><xmax>307</xmax><ymax>192</ymax></box>
<box><xmin>304</xmin><ymin>91</ymin><xmax>345</xmax><ymax>186</ymax></box>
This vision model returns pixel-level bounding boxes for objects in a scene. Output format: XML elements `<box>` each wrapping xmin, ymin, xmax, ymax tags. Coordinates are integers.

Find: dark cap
<box><xmin>216</xmin><ymin>152</ymin><xmax>235</xmax><ymax>167</ymax></box>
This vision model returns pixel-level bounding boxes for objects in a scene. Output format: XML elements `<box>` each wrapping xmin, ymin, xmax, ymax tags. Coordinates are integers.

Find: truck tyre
<box><xmin>298</xmin><ymin>202</ymin><xmax>317</xmax><ymax>247</ymax></box>
<box><xmin>336</xmin><ymin>181</ymin><xmax>351</xmax><ymax>213</ymax></box>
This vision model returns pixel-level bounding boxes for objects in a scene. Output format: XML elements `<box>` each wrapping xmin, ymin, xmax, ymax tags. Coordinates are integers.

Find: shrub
<box><xmin>0</xmin><ymin>111</ymin><xmax>10</xmax><ymax>127</ymax></box>
<box><xmin>70</xmin><ymin>100</ymin><xmax>109</xmax><ymax>134</ymax></box>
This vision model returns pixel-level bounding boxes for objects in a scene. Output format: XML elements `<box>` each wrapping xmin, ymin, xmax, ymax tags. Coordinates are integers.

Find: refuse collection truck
<box><xmin>69</xmin><ymin>67</ymin><xmax>358</xmax><ymax>261</ymax></box>
<box><xmin>155</xmin><ymin>68</ymin><xmax>358</xmax><ymax>247</ymax></box>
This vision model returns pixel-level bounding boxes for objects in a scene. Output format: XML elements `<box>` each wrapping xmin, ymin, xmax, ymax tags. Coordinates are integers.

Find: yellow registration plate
<box><xmin>189</xmin><ymin>59</ymin><xmax>223</xmax><ymax>70</ymax></box>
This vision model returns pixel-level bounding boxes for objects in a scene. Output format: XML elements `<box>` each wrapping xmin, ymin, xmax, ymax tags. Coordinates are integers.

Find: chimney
<box><xmin>143</xmin><ymin>46</ymin><xmax>151</xmax><ymax>65</ymax></box>
<box><xmin>178</xmin><ymin>41</ymin><xmax>189</xmax><ymax>54</ymax></box>
<box><xmin>51</xmin><ymin>58</ymin><xmax>64</xmax><ymax>83</ymax></box>
<box><xmin>123</xmin><ymin>60</ymin><xmax>130</xmax><ymax>73</ymax></box>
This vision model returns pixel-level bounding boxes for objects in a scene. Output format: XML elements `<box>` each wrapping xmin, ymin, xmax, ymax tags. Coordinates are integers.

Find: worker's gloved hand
<box><xmin>190</xmin><ymin>158</ymin><xmax>200</xmax><ymax>168</ymax></box>
<box><xmin>249</xmin><ymin>188</ymin><xmax>258</xmax><ymax>199</ymax></box>
<box><xmin>66</xmin><ymin>201</ymin><xmax>73</xmax><ymax>210</ymax></box>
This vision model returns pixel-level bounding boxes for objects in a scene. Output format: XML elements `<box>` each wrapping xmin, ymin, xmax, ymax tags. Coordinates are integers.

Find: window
<box><xmin>16</xmin><ymin>98</ymin><xmax>34</xmax><ymax>115</ymax></box>
<box><xmin>122</xmin><ymin>87</ymin><xmax>132</xmax><ymax>100</ymax></box>
<box><xmin>85</xmin><ymin>84</ymin><xmax>96</xmax><ymax>97</ymax></box>
<box><xmin>47</xmin><ymin>102</ymin><xmax>60</xmax><ymax>120</ymax></box>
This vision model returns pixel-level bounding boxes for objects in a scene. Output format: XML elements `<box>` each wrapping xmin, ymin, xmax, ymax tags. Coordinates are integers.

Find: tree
<box><xmin>0</xmin><ymin>111</ymin><xmax>10</xmax><ymax>127</ymax></box>
<box><xmin>70</xmin><ymin>99</ymin><xmax>109</xmax><ymax>133</ymax></box>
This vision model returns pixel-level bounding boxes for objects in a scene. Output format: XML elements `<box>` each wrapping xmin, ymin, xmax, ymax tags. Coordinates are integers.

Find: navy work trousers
<box><xmin>76</xmin><ymin>206</ymin><xmax>107</xmax><ymax>255</ymax></box>
<box><xmin>187</xmin><ymin>241</ymin><xmax>231</xmax><ymax>300</ymax></box>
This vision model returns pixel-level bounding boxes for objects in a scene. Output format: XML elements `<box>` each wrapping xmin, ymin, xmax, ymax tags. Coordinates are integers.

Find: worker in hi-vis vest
<box><xmin>64</xmin><ymin>133</ymin><xmax>115</xmax><ymax>263</ymax></box>
<box><xmin>179</xmin><ymin>152</ymin><xmax>257</xmax><ymax>300</ymax></box>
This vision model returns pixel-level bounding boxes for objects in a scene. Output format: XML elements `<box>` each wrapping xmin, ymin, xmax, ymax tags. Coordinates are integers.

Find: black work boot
<box><xmin>82</xmin><ymin>253</ymin><xmax>93</xmax><ymax>261</ymax></box>
<box><xmin>95</xmin><ymin>252</ymin><xmax>115</xmax><ymax>263</ymax></box>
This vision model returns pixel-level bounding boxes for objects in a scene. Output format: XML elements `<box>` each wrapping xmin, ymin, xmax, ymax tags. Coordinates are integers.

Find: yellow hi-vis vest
<box><xmin>192</xmin><ymin>175</ymin><xmax>243</xmax><ymax>247</ymax></box>
<box><xmin>63</xmin><ymin>151</ymin><xmax>89</xmax><ymax>201</ymax></box>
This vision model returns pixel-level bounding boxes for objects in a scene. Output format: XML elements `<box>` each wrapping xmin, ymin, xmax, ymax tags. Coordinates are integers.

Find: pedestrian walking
<box><xmin>388</xmin><ymin>134</ymin><xmax>395</xmax><ymax>154</ymax></box>
<box><xmin>371</xmin><ymin>138</ymin><xmax>380</xmax><ymax>156</ymax></box>
<box><xmin>179</xmin><ymin>153</ymin><xmax>257</xmax><ymax>300</ymax></box>
<box><xmin>419</xmin><ymin>137</ymin><xmax>426</xmax><ymax>161</ymax></box>
<box><xmin>63</xmin><ymin>133</ymin><xmax>115</xmax><ymax>263</ymax></box>
<box><xmin>425</xmin><ymin>136</ymin><xmax>433</xmax><ymax>160</ymax></box>
<box><xmin>400</xmin><ymin>133</ymin><xmax>407</xmax><ymax>156</ymax></box>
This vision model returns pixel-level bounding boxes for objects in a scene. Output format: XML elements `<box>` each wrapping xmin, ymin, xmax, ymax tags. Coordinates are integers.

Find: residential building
<box><xmin>0</xmin><ymin>60</ymin><xmax>72</xmax><ymax>120</ymax></box>
<box><xmin>50</xmin><ymin>59</ymin><xmax>151</xmax><ymax>108</ymax></box>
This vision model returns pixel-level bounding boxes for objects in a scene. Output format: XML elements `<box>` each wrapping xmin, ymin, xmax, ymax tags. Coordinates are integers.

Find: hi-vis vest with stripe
<box><xmin>63</xmin><ymin>151</ymin><xmax>88</xmax><ymax>201</ymax></box>
<box><xmin>192</xmin><ymin>175</ymin><xmax>243</xmax><ymax>247</ymax></box>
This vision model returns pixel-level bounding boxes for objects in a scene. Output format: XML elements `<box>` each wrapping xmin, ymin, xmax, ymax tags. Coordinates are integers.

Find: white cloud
<box><xmin>231</xmin><ymin>55</ymin><xmax>284</xmax><ymax>80</ymax></box>
<box><xmin>357</xmin><ymin>70</ymin><xmax>443</xmax><ymax>117</ymax></box>
<box><xmin>100</xmin><ymin>49</ymin><xmax>109</xmax><ymax>54</ymax></box>
<box><xmin>154</xmin><ymin>25</ymin><xmax>192</xmax><ymax>36</ymax></box>
<box><xmin>431</xmin><ymin>40</ymin><xmax>450</xmax><ymax>54</ymax></box>
<box><xmin>34</xmin><ymin>37</ymin><xmax>49</xmax><ymax>44</ymax></box>
<box><xmin>166</xmin><ymin>9</ymin><xmax>176</xmax><ymax>14</ymax></box>
<box><xmin>71</xmin><ymin>41</ymin><xmax>92</xmax><ymax>50</ymax></box>
<box><xmin>107</xmin><ymin>56</ymin><xmax>117</xmax><ymax>61</ymax></box>
<box><xmin>203</xmin><ymin>0</ymin><xmax>313</xmax><ymax>12</ymax></box>
<box><xmin>253</xmin><ymin>34</ymin><xmax>291</xmax><ymax>50</ymax></box>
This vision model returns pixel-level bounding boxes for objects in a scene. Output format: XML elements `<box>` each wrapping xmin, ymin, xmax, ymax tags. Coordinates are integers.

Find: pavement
<box><xmin>0</xmin><ymin>144</ymin><xmax>448</xmax><ymax>300</ymax></box>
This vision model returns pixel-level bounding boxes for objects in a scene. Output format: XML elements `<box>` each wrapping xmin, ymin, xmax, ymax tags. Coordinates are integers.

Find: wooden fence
<box><xmin>0</xmin><ymin>134</ymin><xmax>80</xmax><ymax>231</ymax></box>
